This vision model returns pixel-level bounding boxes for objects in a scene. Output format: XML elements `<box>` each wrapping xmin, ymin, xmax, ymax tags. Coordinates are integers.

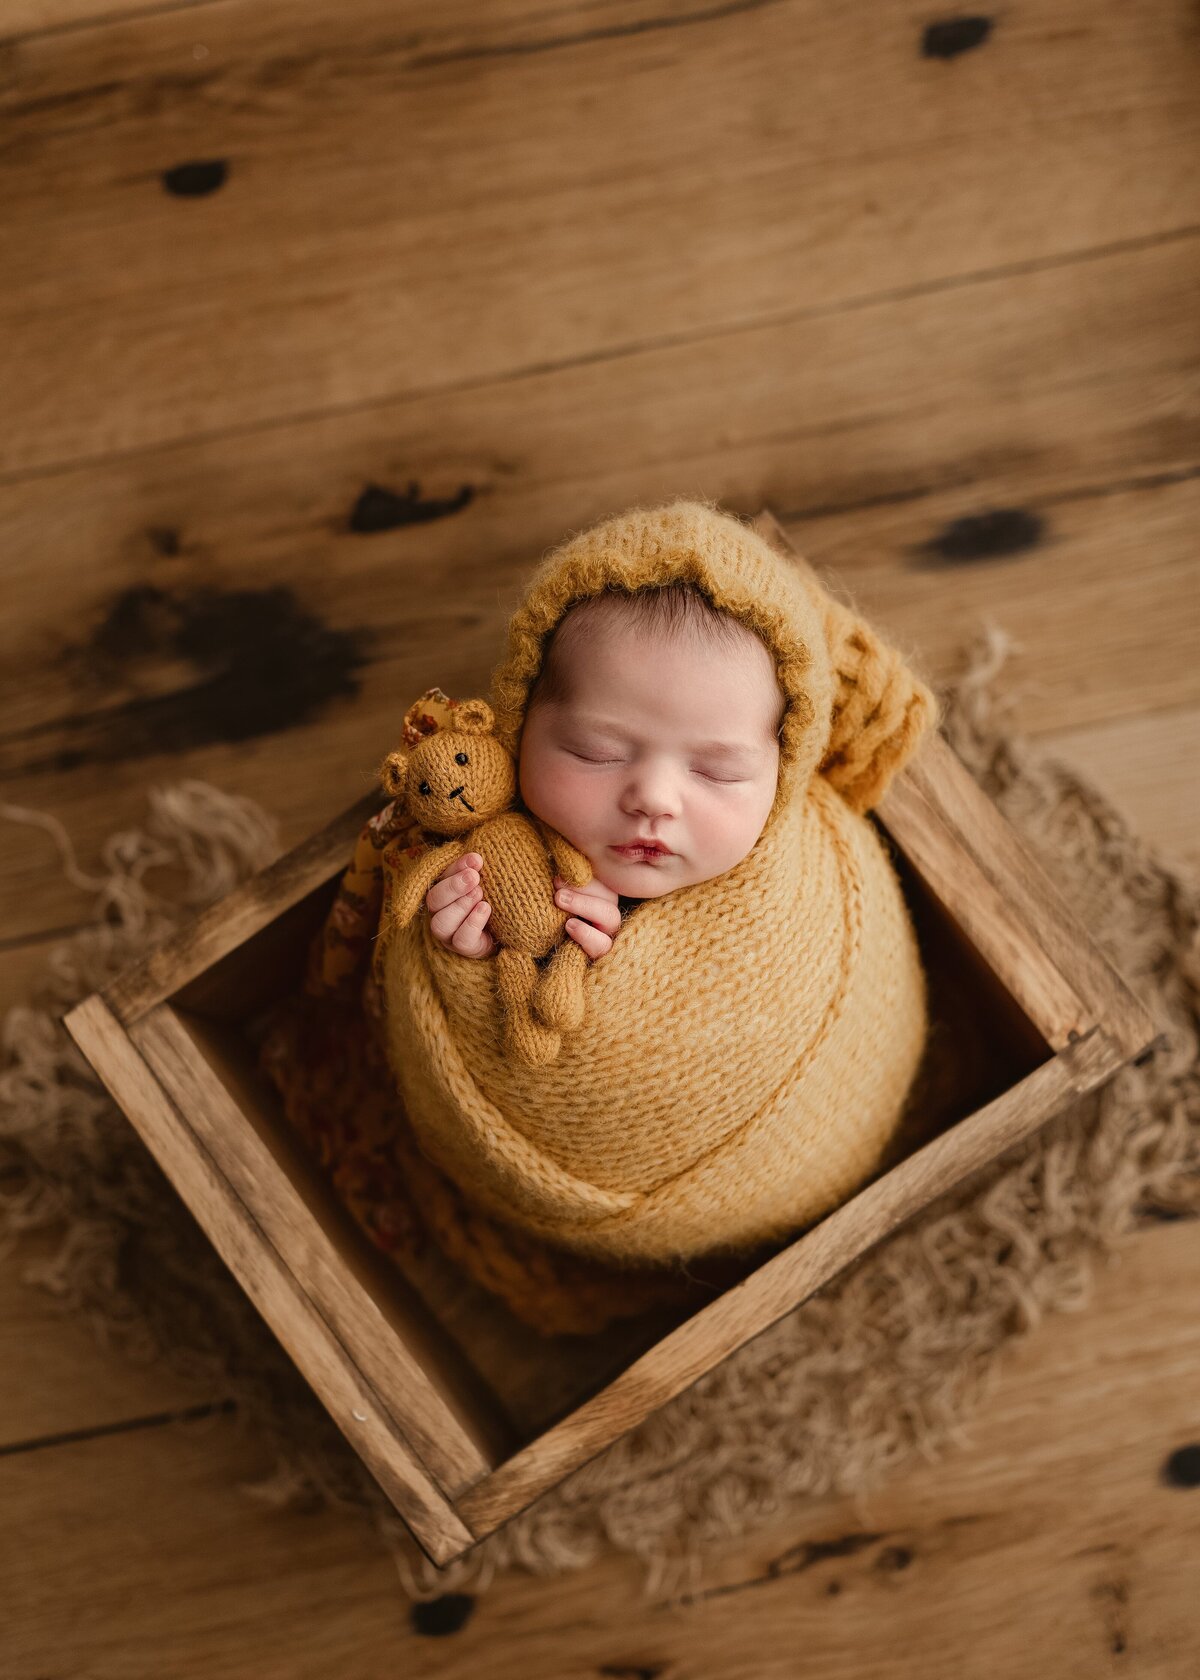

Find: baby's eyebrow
<box><xmin>567</xmin><ymin>717</ymin><xmax>764</xmax><ymax>758</ymax></box>
<box><xmin>690</xmin><ymin>739</ymin><xmax>766</xmax><ymax>758</ymax></box>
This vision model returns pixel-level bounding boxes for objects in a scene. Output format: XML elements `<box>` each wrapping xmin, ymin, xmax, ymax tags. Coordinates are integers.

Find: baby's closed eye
<box><xmin>561</xmin><ymin>744</ymin><xmax>748</xmax><ymax>784</ymax></box>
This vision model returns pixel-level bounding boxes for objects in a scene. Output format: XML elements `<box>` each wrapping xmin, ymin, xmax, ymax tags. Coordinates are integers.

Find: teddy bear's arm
<box><xmin>541</xmin><ymin>826</ymin><xmax>593</xmax><ymax>888</ymax></box>
<box><xmin>387</xmin><ymin>839</ymin><xmax>468</xmax><ymax>928</ymax></box>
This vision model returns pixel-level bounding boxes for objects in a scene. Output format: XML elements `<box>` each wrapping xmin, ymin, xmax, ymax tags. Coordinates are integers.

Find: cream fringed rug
<box><xmin>2</xmin><ymin>632</ymin><xmax>1198</xmax><ymax>1606</ymax></box>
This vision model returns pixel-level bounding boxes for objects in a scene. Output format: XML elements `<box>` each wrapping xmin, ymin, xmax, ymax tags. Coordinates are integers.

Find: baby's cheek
<box><xmin>518</xmin><ymin>762</ymin><xmax>596</xmax><ymax>860</ymax></box>
<box><xmin>704</xmin><ymin>791</ymin><xmax>771</xmax><ymax>865</ymax></box>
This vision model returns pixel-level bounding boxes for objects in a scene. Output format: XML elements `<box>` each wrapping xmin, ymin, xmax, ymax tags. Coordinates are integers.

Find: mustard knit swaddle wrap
<box><xmin>378</xmin><ymin>500</ymin><xmax>937</xmax><ymax>1265</ymax></box>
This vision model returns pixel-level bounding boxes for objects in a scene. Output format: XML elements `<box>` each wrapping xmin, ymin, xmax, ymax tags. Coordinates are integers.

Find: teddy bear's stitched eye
<box><xmin>418</xmin><ymin>781</ymin><xmax>432</xmax><ymax>797</ymax></box>
<box><xmin>454</xmin><ymin>752</ymin><xmax>469</xmax><ymax>765</ymax></box>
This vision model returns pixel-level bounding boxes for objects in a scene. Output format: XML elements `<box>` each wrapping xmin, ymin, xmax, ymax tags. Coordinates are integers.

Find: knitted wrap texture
<box><xmin>379</xmin><ymin>500</ymin><xmax>938</xmax><ymax>1265</ymax></box>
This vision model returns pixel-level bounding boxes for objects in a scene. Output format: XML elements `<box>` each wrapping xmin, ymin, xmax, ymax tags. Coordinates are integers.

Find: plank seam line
<box><xmin>409</xmin><ymin>0</ymin><xmax>786</xmax><ymax>70</ymax></box>
<box><xmin>6</xmin><ymin>0</ymin><xmax>221</xmax><ymax>46</ymax></box>
<box><xmin>11</xmin><ymin>0</ymin><xmax>784</xmax><ymax>53</ymax></box>
<box><xmin>775</xmin><ymin>456</ymin><xmax>1200</xmax><ymax>527</ymax></box>
<box><xmin>3</xmin><ymin>223</ymin><xmax>1198</xmax><ymax>490</ymax></box>
<box><xmin>0</xmin><ymin>1397</ymin><xmax>235</xmax><ymax>1460</ymax></box>
<box><xmin>0</xmin><ymin>920</ymin><xmax>92</xmax><ymax>956</ymax></box>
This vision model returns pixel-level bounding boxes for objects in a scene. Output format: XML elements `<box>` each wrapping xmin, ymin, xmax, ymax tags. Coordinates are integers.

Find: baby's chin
<box><xmin>598</xmin><ymin>876</ymin><xmax>675</xmax><ymax>900</ymax></box>
<box><xmin>588</xmin><ymin>853</ymin><xmax>688</xmax><ymax>898</ymax></box>
<box><xmin>589</xmin><ymin>848</ymin><xmax>755</xmax><ymax>897</ymax></box>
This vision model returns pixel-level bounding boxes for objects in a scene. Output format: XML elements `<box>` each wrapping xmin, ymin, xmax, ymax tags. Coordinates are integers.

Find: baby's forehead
<box><xmin>556</xmin><ymin>649</ymin><xmax>782</xmax><ymax>742</ymax></box>
<box><xmin>564</xmin><ymin>607</ymin><xmax>772</xmax><ymax>669</ymax></box>
<box><xmin>532</xmin><ymin>594</ymin><xmax>787</xmax><ymax>739</ymax></box>
<box><xmin>575</xmin><ymin>612</ymin><xmax>779</xmax><ymax>683</ymax></box>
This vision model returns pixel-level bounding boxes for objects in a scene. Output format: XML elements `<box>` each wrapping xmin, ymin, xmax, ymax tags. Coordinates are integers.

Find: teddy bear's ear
<box><xmin>377</xmin><ymin>748</ymin><xmax>409</xmax><ymax>798</ymax></box>
<box><xmin>816</xmin><ymin>593</ymin><xmax>939</xmax><ymax>814</ymax></box>
<box><xmin>455</xmin><ymin>698</ymin><xmax>495</xmax><ymax>735</ymax></box>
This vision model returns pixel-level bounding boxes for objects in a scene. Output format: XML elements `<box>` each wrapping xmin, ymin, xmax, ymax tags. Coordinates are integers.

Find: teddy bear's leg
<box><xmin>532</xmin><ymin>939</ymin><xmax>589</xmax><ymax>1031</ymax></box>
<box><xmin>495</xmin><ymin>948</ymin><xmax>562</xmax><ymax>1068</ymax></box>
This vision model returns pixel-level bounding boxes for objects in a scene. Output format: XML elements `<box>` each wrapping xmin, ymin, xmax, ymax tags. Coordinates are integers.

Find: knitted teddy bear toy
<box><xmin>377</xmin><ymin>694</ymin><xmax>595</xmax><ymax>1068</ymax></box>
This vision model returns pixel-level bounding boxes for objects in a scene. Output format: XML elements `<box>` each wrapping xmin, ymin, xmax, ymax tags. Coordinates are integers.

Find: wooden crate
<box><xmin>63</xmin><ymin>513</ymin><xmax>1159</xmax><ymax>1568</ymax></box>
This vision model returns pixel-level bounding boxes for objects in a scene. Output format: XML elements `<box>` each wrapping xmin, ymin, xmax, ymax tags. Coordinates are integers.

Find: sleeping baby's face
<box><xmin>518</xmin><ymin>608</ymin><xmax>784</xmax><ymax>899</ymax></box>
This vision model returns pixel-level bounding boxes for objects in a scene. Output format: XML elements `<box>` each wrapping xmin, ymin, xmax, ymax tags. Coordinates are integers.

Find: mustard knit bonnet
<box><xmin>380</xmin><ymin>499</ymin><xmax>938</xmax><ymax>1265</ymax></box>
<box><xmin>491</xmin><ymin>499</ymin><xmax>836</xmax><ymax>824</ymax></box>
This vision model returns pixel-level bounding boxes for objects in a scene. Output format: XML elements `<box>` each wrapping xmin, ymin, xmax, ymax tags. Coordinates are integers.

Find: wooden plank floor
<box><xmin>2</xmin><ymin>0</ymin><xmax>1197</xmax><ymax>1672</ymax></box>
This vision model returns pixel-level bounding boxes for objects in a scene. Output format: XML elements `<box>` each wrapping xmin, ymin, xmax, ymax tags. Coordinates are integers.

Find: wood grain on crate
<box><xmin>63</xmin><ymin>994</ymin><xmax>479</xmax><ymax>1564</ymax></box>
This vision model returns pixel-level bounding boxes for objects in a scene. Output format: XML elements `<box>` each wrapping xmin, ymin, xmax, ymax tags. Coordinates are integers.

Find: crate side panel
<box><xmin>170</xmin><ymin>877</ymin><xmax>339</xmax><ymax>1025</ymax></box>
<box><xmin>459</xmin><ymin>1029</ymin><xmax>1121</xmax><ymax>1539</ymax></box>
<box><xmin>62</xmin><ymin>993</ymin><xmax>476</xmax><ymax>1566</ymax></box>
<box><xmin>886</xmin><ymin>737</ymin><xmax>1158</xmax><ymax>1059</ymax></box>
<box><xmin>103</xmin><ymin>793</ymin><xmax>383</xmax><ymax>1025</ymax></box>
<box><xmin>874</xmin><ymin>830</ymin><xmax>1053</xmax><ymax>1173</ymax></box>
<box><xmin>132</xmin><ymin>1003</ymin><xmax>514</xmax><ymax>1488</ymax></box>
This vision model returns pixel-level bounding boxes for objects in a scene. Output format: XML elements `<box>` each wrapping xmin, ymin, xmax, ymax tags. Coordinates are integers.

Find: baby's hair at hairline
<box><xmin>525</xmin><ymin>580</ymin><xmax>787</xmax><ymax>737</ymax></box>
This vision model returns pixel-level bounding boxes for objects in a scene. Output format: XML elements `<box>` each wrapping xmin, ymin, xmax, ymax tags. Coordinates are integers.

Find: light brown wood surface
<box><xmin>4</xmin><ymin>1219</ymin><xmax>1198</xmax><ymax>1677</ymax></box>
<box><xmin>2</xmin><ymin>0</ymin><xmax>1198</xmax><ymax>1669</ymax></box>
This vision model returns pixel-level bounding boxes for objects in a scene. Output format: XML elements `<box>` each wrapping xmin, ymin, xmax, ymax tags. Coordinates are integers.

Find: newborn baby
<box><xmin>381</xmin><ymin>497</ymin><xmax>935</xmax><ymax>1268</ymax></box>
<box><xmin>424</xmin><ymin>581</ymin><xmax>786</xmax><ymax>959</ymax></box>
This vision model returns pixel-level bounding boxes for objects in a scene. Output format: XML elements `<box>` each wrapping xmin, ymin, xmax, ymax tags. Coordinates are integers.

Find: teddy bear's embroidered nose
<box><xmin>449</xmin><ymin>786</ymin><xmax>476</xmax><ymax>812</ymax></box>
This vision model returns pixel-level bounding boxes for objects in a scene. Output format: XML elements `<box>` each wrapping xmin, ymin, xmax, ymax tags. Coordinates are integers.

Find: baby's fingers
<box><xmin>554</xmin><ymin>883</ymin><xmax>621</xmax><ymax>936</ymax></box>
<box><xmin>429</xmin><ymin>893</ymin><xmax>495</xmax><ymax>957</ymax></box>
<box><xmin>451</xmin><ymin>900</ymin><xmax>496</xmax><ymax>957</ymax></box>
<box><xmin>427</xmin><ymin>860</ymin><xmax>480</xmax><ymax>914</ymax></box>
<box><xmin>563</xmin><ymin>917</ymin><xmax>614</xmax><ymax>961</ymax></box>
<box><xmin>556</xmin><ymin>873</ymin><xmax>618</xmax><ymax>904</ymax></box>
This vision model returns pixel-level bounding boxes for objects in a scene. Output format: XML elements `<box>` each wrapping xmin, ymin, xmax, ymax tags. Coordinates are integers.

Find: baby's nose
<box><xmin>624</xmin><ymin>782</ymin><xmax>682</xmax><ymax>818</ymax></box>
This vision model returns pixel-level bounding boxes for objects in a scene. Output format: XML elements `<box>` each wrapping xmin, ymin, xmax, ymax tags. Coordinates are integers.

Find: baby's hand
<box><xmin>425</xmin><ymin>852</ymin><xmax>496</xmax><ymax>959</ymax></box>
<box><xmin>554</xmin><ymin>874</ymin><xmax>621</xmax><ymax>960</ymax></box>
